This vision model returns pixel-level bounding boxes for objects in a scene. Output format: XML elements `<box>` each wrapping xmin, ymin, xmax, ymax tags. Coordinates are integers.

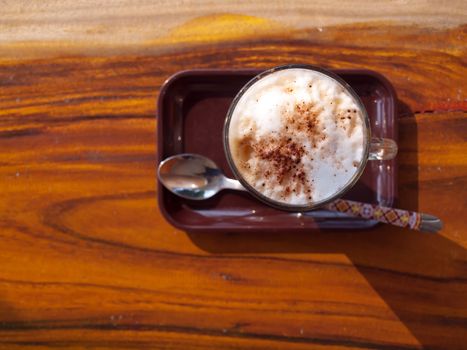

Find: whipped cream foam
<box><xmin>228</xmin><ymin>68</ymin><xmax>366</xmax><ymax>206</ymax></box>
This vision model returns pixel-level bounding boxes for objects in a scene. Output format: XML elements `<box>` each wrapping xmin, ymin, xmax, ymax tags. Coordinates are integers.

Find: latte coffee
<box><xmin>226</xmin><ymin>67</ymin><xmax>368</xmax><ymax>207</ymax></box>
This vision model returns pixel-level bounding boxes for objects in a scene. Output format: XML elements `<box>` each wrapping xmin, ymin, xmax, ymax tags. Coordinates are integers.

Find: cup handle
<box><xmin>369</xmin><ymin>137</ymin><xmax>398</xmax><ymax>160</ymax></box>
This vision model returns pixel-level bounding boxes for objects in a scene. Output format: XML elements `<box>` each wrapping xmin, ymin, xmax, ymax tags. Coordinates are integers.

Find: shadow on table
<box><xmin>186</xmin><ymin>101</ymin><xmax>466</xmax><ymax>349</ymax></box>
<box><xmin>0</xmin><ymin>297</ymin><xmax>20</xmax><ymax>329</ymax></box>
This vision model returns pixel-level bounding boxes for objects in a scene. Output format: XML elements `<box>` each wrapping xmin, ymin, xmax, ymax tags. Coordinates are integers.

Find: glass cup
<box><xmin>223</xmin><ymin>64</ymin><xmax>398</xmax><ymax>211</ymax></box>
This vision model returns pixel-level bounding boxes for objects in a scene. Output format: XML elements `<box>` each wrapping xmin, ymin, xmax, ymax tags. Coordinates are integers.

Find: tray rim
<box><xmin>157</xmin><ymin>68</ymin><xmax>398</xmax><ymax>232</ymax></box>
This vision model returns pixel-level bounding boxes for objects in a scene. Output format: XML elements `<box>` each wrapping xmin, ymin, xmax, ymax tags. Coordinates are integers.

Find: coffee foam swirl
<box><xmin>229</xmin><ymin>68</ymin><xmax>366</xmax><ymax>205</ymax></box>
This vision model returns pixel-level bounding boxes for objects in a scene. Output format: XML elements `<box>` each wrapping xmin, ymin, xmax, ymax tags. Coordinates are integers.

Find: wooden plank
<box><xmin>0</xmin><ymin>108</ymin><xmax>465</xmax><ymax>349</ymax></box>
<box><xmin>1</xmin><ymin>41</ymin><xmax>465</xmax><ymax>130</ymax></box>
<box><xmin>1</xmin><ymin>1</ymin><xmax>466</xmax><ymax>56</ymax></box>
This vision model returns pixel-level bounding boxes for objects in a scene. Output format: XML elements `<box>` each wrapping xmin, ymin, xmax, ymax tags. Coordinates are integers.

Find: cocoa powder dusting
<box><xmin>255</xmin><ymin>137</ymin><xmax>306</xmax><ymax>184</ymax></box>
<box><xmin>251</xmin><ymin>101</ymin><xmax>325</xmax><ymax>199</ymax></box>
<box><xmin>234</xmin><ymin>100</ymin><xmax>333</xmax><ymax>201</ymax></box>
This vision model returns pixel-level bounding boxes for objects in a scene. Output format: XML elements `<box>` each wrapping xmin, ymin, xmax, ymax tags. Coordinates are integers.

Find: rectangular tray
<box><xmin>157</xmin><ymin>69</ymin><xmax>398</xmax><ymax>232</ymax></box>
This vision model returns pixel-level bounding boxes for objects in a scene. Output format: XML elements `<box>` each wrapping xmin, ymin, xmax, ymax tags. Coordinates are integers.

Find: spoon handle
<box><xmin>222</xmin><ymin>177</ymin><xmax>248</xmax><ymax>192</ymax></box>
<box><xmin>324</xmin><ymin>199</ymin><xmax>443</xmax><ymax>233</ymax></box>
<box><xmin>219</xmin><ymin>178</ymin><xmax>442</xmax><ymax>232</ymax></box>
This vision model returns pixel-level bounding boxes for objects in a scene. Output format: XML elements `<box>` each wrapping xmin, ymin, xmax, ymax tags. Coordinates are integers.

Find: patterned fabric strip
<box><xmin>325</xmin><ymin>199</ymin><xmax>422</xmax><ymax>230</ymax></box>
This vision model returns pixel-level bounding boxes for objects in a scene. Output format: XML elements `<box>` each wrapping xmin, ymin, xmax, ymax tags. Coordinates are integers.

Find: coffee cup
<box><xmin>223</xmin><ymin>64</ymin><xmax>397</xmax><ymax>211</ymax></box>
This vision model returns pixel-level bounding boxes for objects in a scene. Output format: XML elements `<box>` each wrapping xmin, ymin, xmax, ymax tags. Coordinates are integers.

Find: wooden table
<box><xmin>1</xmin><ymin>2</ymin><xmax>466</xmax><ymax>349</ymax></box>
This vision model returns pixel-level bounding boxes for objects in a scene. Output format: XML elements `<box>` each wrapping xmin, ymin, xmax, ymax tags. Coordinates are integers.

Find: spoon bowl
<box><xmin>158</xmin><ymin>154</ymin><xmax>221</xmax><ymax>200</ymax></box>
<box><xmin>158</xmin><ymin>154</ymin><xmax>244</xmax><ymax>200</ymax></box>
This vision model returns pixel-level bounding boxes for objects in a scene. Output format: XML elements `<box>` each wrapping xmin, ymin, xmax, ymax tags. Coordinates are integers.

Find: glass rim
<box><xmin>223</xmin><ymin>64</ymin><xmax>372</xmax><ymax>212</ymax></box>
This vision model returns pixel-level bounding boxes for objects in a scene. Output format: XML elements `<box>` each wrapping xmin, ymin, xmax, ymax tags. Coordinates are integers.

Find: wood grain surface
<box><xmin>1</xmin><ymin>1</ymin><xmax>466</xmax><ymax>349</ymax></box>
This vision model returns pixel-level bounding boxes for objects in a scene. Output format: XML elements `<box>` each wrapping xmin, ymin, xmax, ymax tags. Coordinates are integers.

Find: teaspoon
<box><xmin>158</xmin><ymin>154</ymin><xmax>443</xmax><ymax>233</ymax></box>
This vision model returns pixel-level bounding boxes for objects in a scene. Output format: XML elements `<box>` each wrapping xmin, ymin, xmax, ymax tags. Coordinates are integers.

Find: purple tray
<box><xmin>157</xmin><ymin>69</ymin><xmax>397</xmax><ymax>232</ymax></box>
